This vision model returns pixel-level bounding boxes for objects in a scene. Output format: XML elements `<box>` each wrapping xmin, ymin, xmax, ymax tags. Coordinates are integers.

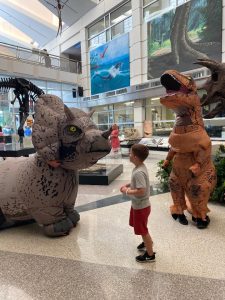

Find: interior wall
<box><xmin>44</xmin><ymin>0</ymin><xmax>225</xmax><ymax>97</ymax></box>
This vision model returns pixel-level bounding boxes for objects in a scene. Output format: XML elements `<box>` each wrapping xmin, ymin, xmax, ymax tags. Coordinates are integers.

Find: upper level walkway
<box><xmin>0</xmin><ymin>42</ymin><xmax>82</xmax><ymax>84</ymax></box>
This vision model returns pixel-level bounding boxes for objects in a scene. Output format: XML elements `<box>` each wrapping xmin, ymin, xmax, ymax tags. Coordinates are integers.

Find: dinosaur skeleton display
<box><xmin>43</xmin><ymin>0</ymin><xmax>77</xmax><ymax>36</ymax></box>
<box><xmin>0</xmin><ymin>78</ymin><xmax>44</xmax><ymax>144</ymax></box>
<box><xmin>194</xmin><ymin>58</ymin><xmax>225</xmax><ymax>119</ymax></box>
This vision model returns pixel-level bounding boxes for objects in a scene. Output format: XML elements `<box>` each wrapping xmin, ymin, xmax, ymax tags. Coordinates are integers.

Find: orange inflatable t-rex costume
<box><xmin>160</xmin><ymin>70</ymin><xmax>216</xmax><ymax>229</ymax></box>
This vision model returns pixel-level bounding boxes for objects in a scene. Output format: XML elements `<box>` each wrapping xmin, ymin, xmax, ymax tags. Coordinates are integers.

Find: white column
<box><xmin>222</xmin><ymin>1</ymin><xmax>225</xmax><ymax>61</ymax></box>
<box><xmin>80</xmin><ymin>28</ymin><xmax>91</xmax><ymax>96</ymax></box>
<box><xmin>134</xmin><ymin>99</ymin><xmax>145</xmax><ymax>136</ymax></box>
<box><xmin>130</xmin><ymin>0</ymin><xmax>147</xmax><ymax>85</ymax></box>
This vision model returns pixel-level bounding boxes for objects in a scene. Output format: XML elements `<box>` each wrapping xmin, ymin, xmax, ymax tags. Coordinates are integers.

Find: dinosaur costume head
<box><xmin>160</xmin><ymin>70</ymin><xmax>197</xmax><ymax>109</ymax></box>
<box><xmin>160</xmin><ymin>69</ymin><xmax>208</xmax><ymax>151</ymax></box>
<box><xmin>32</xmin><ymin>94</ymin><xmax>111</xmax><ymax>170</ymax></box>
<box><xmin>160</xmin><ymin>70</ymin><xmax>203</xmax><ymax>129</ymax></box>
<box><xmin>194</xmin><ymin>58</ymin><xmax>225</xmax><ymax>118</ymax></box>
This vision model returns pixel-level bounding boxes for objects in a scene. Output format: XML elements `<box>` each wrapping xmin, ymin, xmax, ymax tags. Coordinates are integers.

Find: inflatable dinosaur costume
<box><xmin>160</xmin><ymin>70</ymin><xmax>216</xmax><ymax>229</ymax></box>
<box><xmin>0</xmin><ymin>94</ymin><xmax>111</xmax><ymax>236</ymax></box>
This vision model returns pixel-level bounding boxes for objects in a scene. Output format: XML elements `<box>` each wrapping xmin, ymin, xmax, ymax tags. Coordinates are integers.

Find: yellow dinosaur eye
<box><xmin>68</xmin><ymin>126</ymin><xmax>77</xmax><ymax>133</ymax></box>
<box><xmin>65</xmin><ymin>125</ymin><xmax>82</xmax><ymax>137</ymax></box>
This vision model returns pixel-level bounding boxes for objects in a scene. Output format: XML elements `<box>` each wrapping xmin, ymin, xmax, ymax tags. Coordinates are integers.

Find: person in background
<box><xmin>42</xmin><ymin>49</ymin><xmax>51</xmax><ymax>68</ymax></box>
<box><xmin>110</xmin><ymin>124</ymin><xmax>120</xmax><ymax>155</ymax></box>
<box><xmin>120</xmin><ymin>144</ymin><xmax>155</xmax><ymax>263</ymax></box>
<box><xmin>0</xmin><ymin>125</ymin><xmax>6</xmax><ymax>160</ymax></box>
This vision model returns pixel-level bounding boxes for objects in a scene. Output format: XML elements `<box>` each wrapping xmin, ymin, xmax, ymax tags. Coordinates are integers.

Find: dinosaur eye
<box><xmin>68</xmin><ymin>126</ymin><xmax>76</xmax><ymax>133</ymax></box>
<box><xmin>65</xmin><ymin>125</ymin><xmax>81</xmax><ymax>136</ymax></box>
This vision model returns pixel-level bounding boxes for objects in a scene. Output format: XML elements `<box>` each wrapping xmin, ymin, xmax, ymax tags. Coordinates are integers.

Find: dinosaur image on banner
<box><xmin>147</xmin><ymin>0</ymin><xmax>222</xmax><ymax>79</ymax></box>
<box><xmin>90</xmin><ymin>34</ymin><xmax>130</xmax><ymax>95</ymax></box>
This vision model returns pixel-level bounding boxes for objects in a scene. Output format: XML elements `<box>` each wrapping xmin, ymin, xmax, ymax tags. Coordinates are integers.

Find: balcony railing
<box><xmin>0</xmin><ymin>42</ymin><xmax>82</xmax><ymax>74</ymax></box>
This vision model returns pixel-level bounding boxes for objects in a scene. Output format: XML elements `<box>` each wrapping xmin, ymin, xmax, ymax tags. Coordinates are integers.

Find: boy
<box><xmin>120</xmin><ymin>144</ymin><xmax>155</xmax><ymax>263</ymax></box>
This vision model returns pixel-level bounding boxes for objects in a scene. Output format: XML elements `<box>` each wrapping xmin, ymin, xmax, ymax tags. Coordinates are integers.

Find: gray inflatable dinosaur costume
<box><xmin>0</xmin><ymin>94</ymin><xmax>111</xmax><ymax>236</ymax></box>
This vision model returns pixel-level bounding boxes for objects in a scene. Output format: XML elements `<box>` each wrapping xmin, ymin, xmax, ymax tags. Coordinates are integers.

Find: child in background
<box><xmin>110</xmin><ymin>124</ymin><xmax>120</xmax><ymax>155</ymax></box>
<box><xmin>120</xmin><ymin>144</ymin><xmax>155</xmax><ymax>263</ymax></box>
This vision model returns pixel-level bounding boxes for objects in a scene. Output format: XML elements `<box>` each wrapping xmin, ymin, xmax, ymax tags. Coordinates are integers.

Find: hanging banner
<box><xmin>90</xmin><ymin>33</ymin><xmax>130</xmax><ymax>95</ymax></box>
<box><xmin>147</xmin><ymin>0</ymin><xmax>222</xmax><ymax>79</ymax></box>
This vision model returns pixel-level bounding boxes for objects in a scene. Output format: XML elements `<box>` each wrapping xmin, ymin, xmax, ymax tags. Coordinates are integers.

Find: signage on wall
<box><xmin>90</xmin><ymin>33</ymin><xmax>130</xmax><ymax>95</ymax></box>
<box><xmin>147</xmin><ymin>0</ymin><xmax>222</xmax><ymax>79</ymax></box>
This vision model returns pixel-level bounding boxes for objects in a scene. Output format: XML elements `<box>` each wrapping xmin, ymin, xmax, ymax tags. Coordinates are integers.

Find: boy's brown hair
<box><xmin>131</xmin><ymin>144</ymin><xmax>149</xmax><ymax>162</ymax></box>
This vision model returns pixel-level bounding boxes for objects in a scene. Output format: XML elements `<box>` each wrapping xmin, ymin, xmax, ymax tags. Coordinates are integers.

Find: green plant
<box><xmin>156</xmin><ymin>160</ymin><xmax>172</xmax><ymax>192</ymax></box>
<box><xmin>210</xmin><ymin>145</ymin><xmax>225</xmax><ymax>204</ymax></box>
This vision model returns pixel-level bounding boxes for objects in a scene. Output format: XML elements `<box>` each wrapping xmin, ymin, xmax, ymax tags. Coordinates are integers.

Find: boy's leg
<box><xmin>133</xmin><ymin>207</ymin><xmax>156</xmax><ymax>262</ymax></box>
<box><xmin>142</xmin><ymin>233</ymin><xmax>154</xmax><ymax>256</ymax></box>
<box><xmin>136</xmin><ymin>232</ymin><xmax>155</xmax><ymax>263</ymax></box>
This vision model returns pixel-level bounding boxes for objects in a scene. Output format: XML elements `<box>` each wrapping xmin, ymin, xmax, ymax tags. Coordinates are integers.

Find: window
<box><xmin>177</xmin><ymin>0</ymin><xmax>186</xmax><ymax>5</ymax></box>
<box><xmin>91</xmin><ymin>102</ymin><xmax>134</xmax><ymax>134</ymax></box>
<box><xmin>110</xmin><ymin>1</ymin><xmax>131</xmax><ymax>25</ymax></box>
<box><xmin>143</xmin><ymin>0</ymin><xmax>155</xmax><ymax>6</ymax></box>
<box><xmin>105</xmin><ymin>15</ymin><xmax>110</xmax><ymax>28</ymax></box>
<box><xmin>169</xmin><ymin>0</ymin><xmax>177</xmax><ymax>6</ymax></box>
<box><xmin>88</xmin><ymin>1</ymin><xmax>132</xmax><ymax>49</ymax></box>
<box><xmin>143</xmin><ymin>0</ymin><xmax>189</xmax><ymax>22</ymax></box>
<box><xmin>145</xmin><ymin>97</ymin><xmax>175</xmax><ymax>135</ymax></box>
<box><xmin>111</xmin><ymin>22</ymin><xmax>124</xmax><ymax>39</ymax></box>
<box><xmin>88</xmin><ymin>18</ymin><xmax>105</xmax><ymax>39</ymax></box>
<box><xmin>143</xmin><ymin>1</ymin><xmax>160</xmax><ymax>21</ymax></box>
<box><xmin>0</xmin><ymin>76</ymin><xmax>78</xmax><ymax>140</ymax></box>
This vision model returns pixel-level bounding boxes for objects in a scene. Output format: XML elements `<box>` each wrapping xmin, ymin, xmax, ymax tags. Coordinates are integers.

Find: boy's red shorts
<box><xmin>129</xmin><ymin>206</ymin><xmax>151</xmax><ymax>235</ymax></box>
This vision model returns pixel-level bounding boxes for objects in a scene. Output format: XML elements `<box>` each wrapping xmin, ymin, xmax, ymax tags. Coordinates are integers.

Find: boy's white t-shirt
<box><xmin>130</xmin><ymin>163</ymin><xmax>151</xmax><ymax>210</ymax></box>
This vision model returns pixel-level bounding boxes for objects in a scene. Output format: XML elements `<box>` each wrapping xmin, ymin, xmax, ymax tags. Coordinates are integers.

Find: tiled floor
<box><xmin>0</xmin><ymin>151</ymin><xmax>225</xmax><ymax>299</ymax></box>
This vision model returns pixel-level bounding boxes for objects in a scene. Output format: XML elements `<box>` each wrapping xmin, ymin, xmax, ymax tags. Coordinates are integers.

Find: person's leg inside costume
<box><xmin>169</xmin><ymin>172</ymin><xmax>188</xmax><ymax>225</ymax></box>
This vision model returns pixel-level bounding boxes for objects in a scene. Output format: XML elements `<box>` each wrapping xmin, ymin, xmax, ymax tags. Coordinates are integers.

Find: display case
<box><xmin>0</xmin><ymin>143</ymin><xmax>35</xmax><ymax>157</ymax></box>
<box><xmin>79</xmin><ymin>163</ymin><xmax>123</xmax><ymax>185</ymax></box>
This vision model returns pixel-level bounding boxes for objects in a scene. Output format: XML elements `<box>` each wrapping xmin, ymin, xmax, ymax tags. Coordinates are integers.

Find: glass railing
<box><xmin>0</xmin><ymin>42</ymin><xmax>82</xmax><ymax>74</ymax></box>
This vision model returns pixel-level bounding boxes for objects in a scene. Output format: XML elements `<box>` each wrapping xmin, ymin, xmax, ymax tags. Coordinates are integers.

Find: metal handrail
<box><xmin>0</xmin><ymin>41</ymin><xmax>82</xmax><ymax>74</ymax></box>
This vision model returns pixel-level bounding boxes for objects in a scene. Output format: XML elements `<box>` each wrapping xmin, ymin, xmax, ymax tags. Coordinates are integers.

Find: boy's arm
<box><xmin>125</xmin><ymin>187</ymin><xmax>146</xmax><ymax>197</ymax></box>
<box><xmin>124</xmin><ymin>171</ymin><xmax>147</xmax><ymax>196</ymax></box>
<box><xmin>120</xmin><ymin>183</ymin><xmax>130</xmax><ymax>193</ymax></box>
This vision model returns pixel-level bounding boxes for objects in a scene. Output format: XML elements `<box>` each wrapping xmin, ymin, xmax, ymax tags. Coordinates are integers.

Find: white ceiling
<box><xmin>0</xmin><ymin>0</ymin><xmax>97</xmax><ymax>49</ymax></box>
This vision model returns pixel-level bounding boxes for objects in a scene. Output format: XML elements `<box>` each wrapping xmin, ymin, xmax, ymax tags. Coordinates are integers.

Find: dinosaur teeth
<box><xmin>166</xmin><ymin>92</ymin><xmax>176</xmax><ymax>97</ymax></box>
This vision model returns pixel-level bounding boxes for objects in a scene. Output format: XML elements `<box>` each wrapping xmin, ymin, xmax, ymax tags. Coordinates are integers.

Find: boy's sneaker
<box><xmin>136</xmin><ymin>251</ymin><xmax>156</xmax><ymax>263</ymax></box>
<box><xmin>137</xmin><ymin>242</ymin><xmax>146</xmax><ymax>251</ymax></box>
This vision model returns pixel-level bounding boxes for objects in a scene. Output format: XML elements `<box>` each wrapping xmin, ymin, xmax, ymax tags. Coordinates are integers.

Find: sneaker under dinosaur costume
<box><xmin>160</xmin><ymin>70</ymin><xmax>216</xmax><ymax>229</ymax></box>
<box><xmin>0</xmin><ymin>94</ymin><xmax>111</xmax><ymax>236</ymax></box>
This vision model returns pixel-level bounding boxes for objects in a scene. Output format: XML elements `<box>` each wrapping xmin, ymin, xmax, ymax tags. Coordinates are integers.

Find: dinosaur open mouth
<box><xmin>160</xmin><ymin>73</ymin><xmax>181</xmax><ymax>93</ymax></box>
<box><xmin>160</xmin><ymin>73</ymin><xmax>190</xmax><ymax>96</ymax></box>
